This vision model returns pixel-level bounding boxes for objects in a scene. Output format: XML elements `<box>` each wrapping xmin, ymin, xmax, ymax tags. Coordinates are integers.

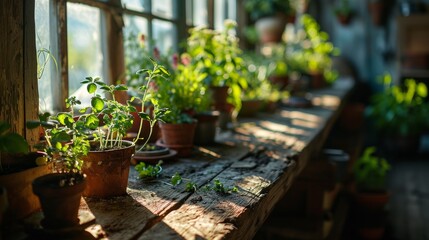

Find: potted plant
<box><xmin>186</xmin><ymin>20</ymin><xmax>248</xmax><ymax>128</ymax></box>
<box><xmin>0</xmin><ymin>122</ymin><xmax>53</xmax><ymax>222</ymax></box>
<box><xmin>244</xmin><ymin>0</ymin><xmax>295</xmax><ymax>43</ymax></box>
<box><xmin>368</xmin><ymin>0</ymin><xmax>386</xmax><ymax>26</ymax></box>
<box><xmin>124</xmin><ymin>32</ymin><xmax>175</xmax><ymax>143</ymax></box>
<box><xmin>240</xmin><ymin>53</ymin><xmax>284</xmax><ymax>116</ymax></box>
<box><xmin>353</xmin><ymin>146</ymin><xmax>391</xmax><ymax>239</ymax></box>
<box><xmin>287</xmin><ymin>15</ymin><xmax>339</xmax><ymax>89</ymax></box>
<box><xmin>28</xmin><ymin>105</ymin><xmax>89</xmax><ymax>230</ymax></box>
<box><xmin>334</xmin><ymin>0</ymin><xmax>353</xmax><ymax>26</ymax></box>
<box><xmin>131</xmin><ymin>58</ymin><xmax>171</xmax><ymax>161</ymax></box>
<box><xmin>366</xmin><ymin>75</ymin><xmax>429</xmax><ymax>154</ymax></box>
<box><xmin>154</xmin><ymin>56</ymin><xmax>208</xmax><ymax>156</ymax></box>
<box><xmin>72</xmin><ymin>77</ymin><xmax>139</xmax><ymax>198</ymax></box>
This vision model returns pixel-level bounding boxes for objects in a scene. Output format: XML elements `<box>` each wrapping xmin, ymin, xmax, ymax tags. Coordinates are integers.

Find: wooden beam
<box><xmin>0</xmin><ymin>0</ymin><xmax>25</xmax><ymax>135</ymax></box>
<box><xmin>24</xmin><ymin>0</ymin><xmax>39</xmax><ymax>146</ymax></box>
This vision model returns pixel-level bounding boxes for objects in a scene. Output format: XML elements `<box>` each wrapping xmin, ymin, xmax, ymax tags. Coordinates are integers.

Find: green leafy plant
<box><xmin>135</xmin><ymin>160</ymin><xmax>163</xmax><ymax>179</ymax></box>
<box><xmin>27</xmin><ymin>97</ymin><xmax>91</xmax><ymax>174</ymax></box>
<box><xmin>334</xmin><ymin>0</ymin><xmax>352</xmax><ymax>17</ymax></box>
<box><xmin>131</xmin><ymin>59</ymin><xmax>170</xmax><ymax>150</ymax></box>
<box><xmin>244</xmin><ymin>0</ymin><xmax>295</xmax><ymax>21</ymax></box>
<box><xmin>366</xmin><ymin>75</ymin><xmax>429</xmax><ymax>136</ymax></box>
<box><xmin>185</xmin><ymin>20</ymin><xmax>248</xmax><ymax>114</ymax></box>
<box><xmin>242</xmin><ymin>53</ymin><xmax>286</xmax><ymax>102</ymax></box>
<box><xmin>155</xmin><ymin>56</ymin><xmax>210</xmax><ymax>124</ymax></box>
<box><xmin>124</xmin><ymin>32</ymin><xmax>175</xmax><ymax>95</ymax></box>
<box><xmin>354</xmin><ymin>146</ymin><xmax>390</xmax><ymax>192</ymax></box>
<box><xmin>286</xmin><ymin>14</ymin><xmax>339</xmax><ymax>83</ymax></box>
<box><xmin>0</xmin><ymin>122</ymin><xmax>29</xmax><ymax>172</ymax></box>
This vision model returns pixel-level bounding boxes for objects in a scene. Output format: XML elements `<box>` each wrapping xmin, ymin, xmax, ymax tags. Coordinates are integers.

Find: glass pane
<box><xmin>67</xmin><ymin>3</ymin><xmax>104</xmax><ymax>106</ymax></box>
<box><xmin>35</xmin><ymin>0</ymin><xmax>54</xmax><ymax>113</ymax></box>
<box><xmin>215</xmin><ymin>0</ymin><xmax>237</xmax><ymax>30</ymax></box>
<box><xmin>193</xmin><ymin>0</ymin><xmax>208</xmax><ymax>27</ymax></box>
<box><xmin>123</xmin><ymin>15</ymin><xmax>148</xmax><ymax>43</ymax></box>
<box><xmin>122</xmin><ymin>0</ymin><xmax>148</xmax><ymax>12</ymax></box>
<box><xmin>152</xmin><ymin>0</ymin><xmax>175</xmax><ymax>19</ymax></box>
<box><xmin>123</xmin><ymin>15</ymin><xmax>149</xmax><ymax>89</ymax></box>
<box><xmin>152</xmin><ymin>19</ymin><xmax>177</xmax><ymax>54</ymax></box>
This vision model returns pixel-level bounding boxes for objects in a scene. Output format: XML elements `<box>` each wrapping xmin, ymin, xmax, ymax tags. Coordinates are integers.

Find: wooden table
<box><xmin>23</xmin><ymin>79</ymin><xmax>354</xmax><ymax>240</ymax></box>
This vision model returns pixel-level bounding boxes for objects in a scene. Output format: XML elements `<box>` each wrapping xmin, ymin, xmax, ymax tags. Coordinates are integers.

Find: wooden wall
<box><xmin>0</xmin><ymin>0</ymin><xmax>39</xmax><ymax>146</ymax></box>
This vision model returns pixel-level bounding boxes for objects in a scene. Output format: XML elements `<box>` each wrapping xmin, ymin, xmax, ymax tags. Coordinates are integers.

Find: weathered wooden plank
<box><xmin>138</xmin><ymin>80</ymin><xmax>353</xmax><ymax>239</ymax></box>
<box><xmin>23</xmin><ymin>0</ymin><xmax>39</xmax><ymax>147</ymax></box>
<box><xmin>0</xmin><ymin>0</ymin><xmax>25</xmax><ymax>134</ymax></box>
<box><xmin>82</xmin><ymin>145</ymin><xmax>249</xmax><ymax>239</ymax></box>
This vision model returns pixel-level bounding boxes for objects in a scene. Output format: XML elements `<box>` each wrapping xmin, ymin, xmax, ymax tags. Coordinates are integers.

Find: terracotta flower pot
<box><xmin>159</xmin><ymin>121</ymin><xmax>197</xmax><ymax>157</ymax></box>
<box><xmin>32</xmin><ymin>173</ymin><xmax>86</xmax><ymax>229</ymax></box>
<box><xmin>255</xmin><ymin>16</ymin><xmax>286</xmax><ymax>43</ymax></box>
<box><xmin>355</xmin><ymin>191</ymin><xmax>390</xmax><ymax>210</ymax></box>
<box><xmin>368</xmin><ymin>2</ymin><xmax>385</xmax><ymax>26</ymax></box>
<box><xmin>81</xmin><ymin>140</ymin><xmax>135</xmax><ymax>198</ymax></box>
<box><xmin>269</xmin><ymin>75</ymin><xmax>289</xmax><ymax>90</ymax></box>
<box><xmin>309</xmin><ymin>72</ymin><xmax>326</xmax><ymax>89</ymax></box>
<box><xmin>194</xmin><ymin>111</ymin><xmax>219</xmax><ymax>146</ymax></box>
<box><xmin>239</xmin><ymin>99</ymin><xmax>263</xmax><ymax>118</ymax></box>
<box><xmin>210</xmin><ymin>86</ymin><xmax>229</xmax><ymax>107</ymax></box>
<box><xmin>0</xmin><ymin>152</ymin><xmax>52</xmax><ymax>221</ymax></box>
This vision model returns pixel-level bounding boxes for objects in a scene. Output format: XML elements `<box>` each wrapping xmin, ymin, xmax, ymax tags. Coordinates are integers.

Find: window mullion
<box><xmin>54</xmin><ymin>0</ymin><xmax>69</xmax><ymax>111</ymax></box>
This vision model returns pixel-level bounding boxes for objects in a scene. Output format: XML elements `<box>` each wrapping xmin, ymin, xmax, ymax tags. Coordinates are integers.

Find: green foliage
<box><xmin>131</xmin><ymin>59</ymin><xmax>171</xmax><ymax>151</ymax></box>
<box><xmin>135</xmin><ymin>160</ymin><xmax>163</xmax><ymax>179</ymax></box>
<box><xmin>185</xmin><ymin>20</ymin><xmax>248</xmax><ymax>113</ymax></box>
<box><xmin>354</xmin><ymin>146</ymin><xmax>390</xmax><ymax>192</ymax></box>
<box><xmin>0</xmin><ymin>122</ymin><xmax>29</xmax><ymax>155</ymax></box>
<box><xmin>242</xmin><ymin>53</ymin><xmax>286</xmax><ymax>102</ymax></box>
<box><xmin>80</xmin><ymin>77</ymin><xmax>135</xmax><ymax>150</ymax></box>
<box><xmin>124</xmin><ymin>32</ymin><xmax>175</xmax><ymax>96</ymax></box>
<box><xmin>0</xmin><ymin>122</ymin><xmax>29</xmax><ymax>172</ymax></box>
<box><xmin>366</xmin><ymin>75</ymin><xmax>429</xmax><ymax>136</ymax></box>
<box><xmin>169</xmin><ymin>173</ymin><xmax>238</xmax><ymax>194</ymax></box>
<box><xmin>155</xmin><ymin>58</ymin><xmax>210</xmax><ymax>123</ymax></box>
<box><xmin>27</xmin><ymin>98</ymin><xmax>90</xmax><ymax>173</ymax></box>
<box><xmin>286</xmin><ymin>14</ymin><xmax>339</xmax><ymax>83</ymax></box>
<box><xmin>244</xmin><ymin>0</ymin><xmax>295</xmax><ymax>21</ymax></box>
<box><xmin>334</xmin><ymin>0</ymin><xmax>352</xmax><ymax>16</ymax></box>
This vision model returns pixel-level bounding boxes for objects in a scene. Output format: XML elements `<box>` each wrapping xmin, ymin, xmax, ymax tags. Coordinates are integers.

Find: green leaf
<box><xmin>138</xmin><ymin>112</ymin><xmax>151</xmax><ymax>121</ymax></box>
<box><xmin>114</xmin><ymin>85</ymin><xmax>128</xmax><ymax>91</ymax></box>
<box><xmin>136</xmin><ymin>69</ymin><xmax>149</xmax><ymax>75</ymax></box>
<box><xmin>26</xmin><ymin>121</ymin><xmax>41</xmax><ymax>129</ymax></box>
<box><xmin>159</xmin><ymin>66</ymin><xmax>170</xmax><ymax>76</ymax></box>
<box><xmin>51</xmin><ymin>131</ymin><xmax>71</xmax><ymax>144</ymax></box>
<box><xmin>171</xmin><ymin>173</ymin><xmax>182</xmax><ymax>186</ymax></box>
<box><xmin>87</xmin><ymin>83</ymin><xmax>97</xmax><ymax>94</ymax></box>
<box><xmin>91</xmin><ymin>97</ymin><xmax>105</xmax><ymax>112</ymax></box>
<box><xmin>417</xmin><ymin>82</ymin><xmax>428</xmax><ymax>98</ymax></box>
<box><xmin>85</xmin><ymin>115</ymin><xmax>100</xmax><ymax>129</ymax></box>
<box><xmin>57</xmin><ymin>113</ymin><xmax>74</xmax><ymax>125</ymax></box>
<box><xmin>1</xmin><ymin>133</ymin><xmax>29</xmax><ymax>154</ymax></box>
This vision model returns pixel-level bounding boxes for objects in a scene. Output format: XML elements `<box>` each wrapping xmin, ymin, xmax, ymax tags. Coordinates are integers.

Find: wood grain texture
<box><xmin>0</xmin><ymin>0</ymin><xmax>25</xmax><ymax>134</ymax></box>
<box><xmin>23</xmin><ymin>0</ymin><xmax>39</xmax><ymax>147</ymax></box>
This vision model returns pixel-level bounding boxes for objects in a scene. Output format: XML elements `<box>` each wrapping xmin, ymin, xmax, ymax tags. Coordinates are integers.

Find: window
<box><xmin>35</xmin><ymin>0</ymin><xmax>238</xmax><ymax>113</ymax></box>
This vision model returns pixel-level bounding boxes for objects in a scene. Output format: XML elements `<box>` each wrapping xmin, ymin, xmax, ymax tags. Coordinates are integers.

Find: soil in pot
<box><xmin>194</xmin><ymin>111</ymin><xmax>219</xmax><ymax>146</ymax></box>
<box><xmin>81</xmin><ymin>140</ymin><xmax>135</xmax><ymax>198</ymax></box>
<box><xmin>32</xmin><ymin>173</ymin><xmax>86</xmax><ymax>230</ymax></box>
<box><xmin>0</xmin><ymin>152</ymin><xmax>53</xmax><ymax>221</ymax></box>
<box><xmin>159</xmin><ymin>121</ymin><xmax>197</xmax><ymax>157</ymax></box>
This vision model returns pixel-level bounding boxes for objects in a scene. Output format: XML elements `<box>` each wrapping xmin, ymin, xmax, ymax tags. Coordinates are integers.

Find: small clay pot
<box><xmin>32</xmin><ymin>173</ymin><xmax>86</xmax><ymax>229</ymax></box>
<box><xmin>159</xmin><ymin>121</ymin><xmax>197</xmax><ymax>157</ymax></box>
